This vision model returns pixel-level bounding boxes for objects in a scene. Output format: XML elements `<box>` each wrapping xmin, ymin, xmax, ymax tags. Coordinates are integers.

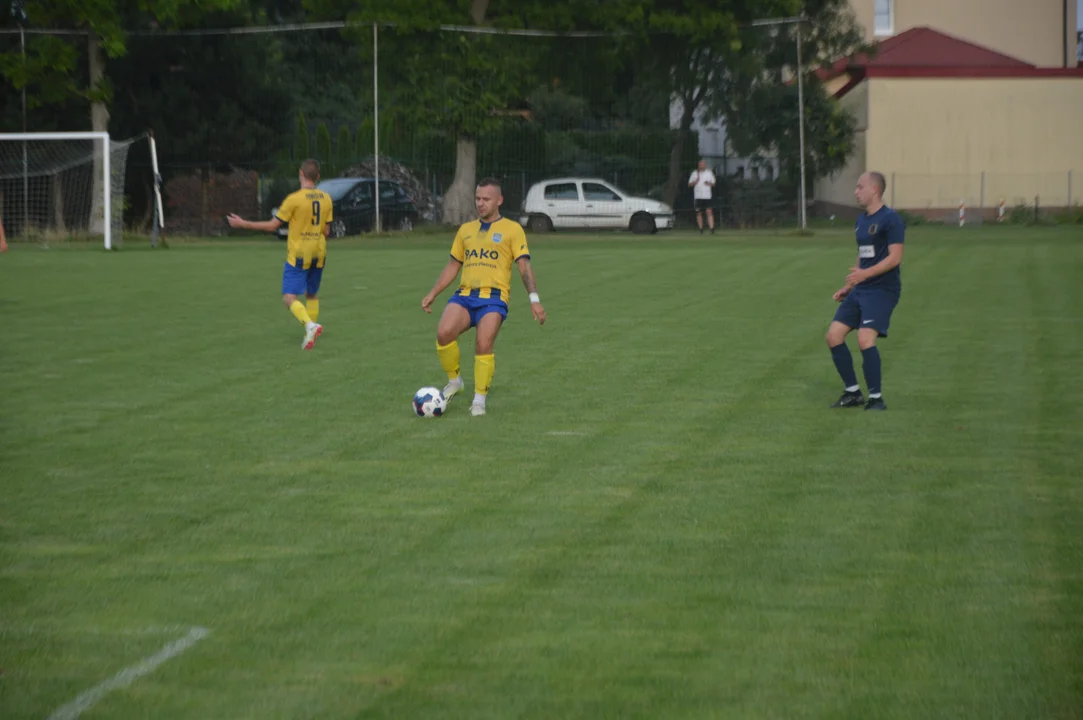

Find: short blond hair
<box><xmin>868</xmin><ymin>171</ymin><xmax>886</xmax><ymax>197</ymax></box>
<box><xmin>300</xmin><ymin>159</ymin><xmax>321</xmax><ymax>183</ymax></box>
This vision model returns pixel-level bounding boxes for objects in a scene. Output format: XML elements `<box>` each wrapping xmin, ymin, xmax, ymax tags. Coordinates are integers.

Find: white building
<box><xmin>668</xmin><ymin>100</ymin><xmax>781</xmax><ymax>182</ymax></box>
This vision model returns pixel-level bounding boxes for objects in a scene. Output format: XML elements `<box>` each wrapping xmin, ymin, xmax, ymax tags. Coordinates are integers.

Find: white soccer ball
<box><xmin>412</xmin><ymin>387</ymin><xmax>447</xmax><ymax>418</ymax></box>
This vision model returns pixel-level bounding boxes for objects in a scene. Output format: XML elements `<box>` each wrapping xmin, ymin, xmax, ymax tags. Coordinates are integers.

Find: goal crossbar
<box><xmin>0</xmin><ymin>132</ymin><xmax>110</xmax><ymax>141</ymax></box>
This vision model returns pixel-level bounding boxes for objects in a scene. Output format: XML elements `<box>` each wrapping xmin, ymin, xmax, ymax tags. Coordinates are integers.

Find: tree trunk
<box><xmin>53</xmin><ymin>174</ymin><xmax>66</xmax><ymax>233</ymax></box>
<box><xmin>663</xmin><ymin>98</ymin><xmax>697</xmax><ymax>208</ymax></box>
<box><xmin>88</xmin><ymin>31</ymin><xmax>110</xmax><ymax>237</ymax></box>
<box><xmin>441</xmin><ymin>135</ymin><xmax>477</xmax><ymax>225</ymax></box>
<box><xmin>436</xmin><ymin>0</ymin><xmax>491</xmax><ymax>226</ymax></box>
<box><xmin>200</xmin><ymin>165</ymin><xmax>210</xmax><ymax>237</ymax></box>
<box><xmin>469</xmin><ymin>0</ymin><xmax>490</xmax><ymax>24</ymax></box>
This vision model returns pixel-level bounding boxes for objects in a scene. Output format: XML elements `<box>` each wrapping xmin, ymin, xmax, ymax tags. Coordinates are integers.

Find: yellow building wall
<box><xmin>849</xmin><ymin>0</ymin><xmax>1077</xmax><ymax>68</ymax></box>
<box><xmin>865</xmin><ymin>77</ymin><xmax>1083</xmax><ymax>209</ymax></box>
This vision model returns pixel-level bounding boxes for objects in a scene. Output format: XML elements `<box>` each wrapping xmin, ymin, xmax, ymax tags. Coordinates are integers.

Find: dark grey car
<box><xmin>273</xmin><ymin>177</ymin><xmax>419</xmax><ymax>238</ymax></box>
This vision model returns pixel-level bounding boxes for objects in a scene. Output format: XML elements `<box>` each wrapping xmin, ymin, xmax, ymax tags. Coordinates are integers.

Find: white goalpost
<box><xmin>0</xmin><ymin>131</ymin><xmax>154</xmax><ymax>249</ymax></box>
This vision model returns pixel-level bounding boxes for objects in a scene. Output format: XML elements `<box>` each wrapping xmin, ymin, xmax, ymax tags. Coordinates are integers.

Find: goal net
<box><xmin>0</xmin><ymin>132</ymin><xmax>144</xmax><ymax>249</ymax></box>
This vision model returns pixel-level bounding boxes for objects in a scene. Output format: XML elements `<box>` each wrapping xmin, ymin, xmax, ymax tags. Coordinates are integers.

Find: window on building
<box><xmin>874</xmin><ymin>0</ymin><xmax>893</xmax><ymax>37</ymax></box>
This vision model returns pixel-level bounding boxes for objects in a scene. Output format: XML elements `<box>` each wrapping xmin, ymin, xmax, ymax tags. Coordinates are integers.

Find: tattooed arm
<box><xmin>516</xmin><ymin>256</ymin><xmax>546</xmax><ymax>325</ymax></box>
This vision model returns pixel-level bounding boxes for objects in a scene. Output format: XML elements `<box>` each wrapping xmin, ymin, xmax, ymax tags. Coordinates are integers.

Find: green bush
<box><xmin>1053</xmin><ymin>205</ymin><xmax>1083</xmax><ymax>225</ymax></box>
<box><xmin>1005</xmin><ymin>202</ymin><xmax>1066</xmax><ymax>226</ymax></box>
<box><xmin>262</xmin><ymin>176</ymin><xmax>299</xmax><ymax>216</ymax></box>
<box><xmin>896</xmin><ymin>210</ymin><xmax>926</xmax><ymax>227</ymax></box>
<box><xmin>1007</xmin><ymin>203</ymin><xmax>1035</xmax><ymax>225</ymax></box>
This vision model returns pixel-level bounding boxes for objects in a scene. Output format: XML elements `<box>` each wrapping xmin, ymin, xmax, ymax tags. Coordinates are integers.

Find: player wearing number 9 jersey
<box><xmin>227</xmin><ymin>159</ymin><xmax>333</xmax><ymax>350</ymax></box>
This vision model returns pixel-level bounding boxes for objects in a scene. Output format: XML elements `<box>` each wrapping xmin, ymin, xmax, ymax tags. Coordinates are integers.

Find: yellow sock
<box><xmin>306</xmin><ymin>298</ymin><xmax>320</xmax><ymax>322</ymax></box>
<box><xmin>474</xmin><ymin>353</ymin><xmax>495</xmax><ymax>396</ymax></box>
<box><xmin>436</xmin><ymin>340</ymin><xmax>460</xmax><ymax>381</ymax></box>
<box><xmin>289</xmin><ymin>300</ymin><xmax>312</xmax><ymax>325</ymax></box>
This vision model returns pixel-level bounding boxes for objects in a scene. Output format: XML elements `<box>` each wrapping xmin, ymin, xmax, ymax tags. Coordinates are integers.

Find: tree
<box><xmin>307</xmin><ymin>0</ymin><xmax>605</xmax><ymax>224</ymax></box>
<box><xmin>0</xmin><ymin>1</ymin><xmax>245</xmax><ymax>232</ymax></box>
<box><xmin>295</xmin><ymin>112</ymin><xmax>311</xmax><ymax>163</ymax></box>
<box><xmin>336</xmin><ymin>125</ymin><xmax>352</xmax><ymax>169</ymax></box>
<box><xmin>354</xmin><ymin>119</ymin><xmax>372</xmax><ymax>161</ymax></box>
<box><xmin>274</xmin><ymin>22</ymin><xmax>374</xmax><ymax>128</ymax></box>
<box><xmin>710</xmin><ymin>0</ymin><xmax>867</xmax><ymax>189</ymax></box>
<box><xmin>720</xmin><ymin>77</ymin><xmax>857</xmax><ymax>188</ymax></box>
<box><xmin>315</xmin><ymin>121</ymin><xmax>333</xmax><ymax>173</ymax></box>
<box><xmin>103</xmin><ymin>12</ymin><xmax>295</xmax><ymax>234</ymax></box>
<box><xmin>606</xmin><ymin>0</ymin><xmax>807</xmax><ymax>207</ymax></box>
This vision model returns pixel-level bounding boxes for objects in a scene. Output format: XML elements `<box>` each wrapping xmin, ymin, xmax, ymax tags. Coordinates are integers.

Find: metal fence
<box><xmin>888</xmin><ymin>171</ymin><xmax>1078</xmax><ymax>220</ymax></box>
<box><xmin>5</xmin><ymin>24</ymin><xmax>1075</xmax><ymax>237</ymax></box>
<box><xmin>0</xmin><ymin>23</ymin><xmax>814</xmax><ymax>236</ymax></box>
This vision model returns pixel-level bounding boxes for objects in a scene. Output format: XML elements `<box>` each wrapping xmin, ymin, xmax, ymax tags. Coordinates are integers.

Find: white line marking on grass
<box><xmin>546</xmin><ymin>431</ymin><xmax>587</xmax><ymax>436</ymax></box>
<box><xmin>46</xmin><ymin>626</ymin><xmax>210</xmax><ymax>720</ymax></box>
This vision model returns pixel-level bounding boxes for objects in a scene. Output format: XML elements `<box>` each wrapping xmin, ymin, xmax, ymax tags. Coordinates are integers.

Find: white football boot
<box><xmin>302</xmin><ymin>322</ymin><xmax>323</xmax><ymax>350</ymax></box>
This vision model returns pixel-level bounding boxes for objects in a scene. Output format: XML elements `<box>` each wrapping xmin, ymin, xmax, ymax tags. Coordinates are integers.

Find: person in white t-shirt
<box><xmin>688</xmin><ymin>160</ymin><xmax>716</xmax><ymax>234</ymax></box>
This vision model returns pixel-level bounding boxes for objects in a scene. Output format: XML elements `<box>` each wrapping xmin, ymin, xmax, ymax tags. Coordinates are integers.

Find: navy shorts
<box><xmin>282</xmin><ymin>261</ymin><xmax>324</xmax><ymax>296</ymax></box>
<box><xmin>448</xmin><ymin>294</ymin><xmax>508</xmax><ymax>327</ymax></box>
<box><xmin>694</xmin><ymin>199</ymin><xmax>712</xmax><ymax>211</ymax></box>
<box><xmin>833</xmin><ymin>288</ymin><xmax>900</xmax><ymax>337</ymax></box>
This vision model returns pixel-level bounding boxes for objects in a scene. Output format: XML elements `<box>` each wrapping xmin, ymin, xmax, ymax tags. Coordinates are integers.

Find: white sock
<box><xmin>472</xmin><ymin>393</ymin><xmax>486</xmax><ymax>407</ymax></box>
<box><xmin>869</xmin><ymin>392</ymin><xmax>882</xmax><ymax>399</ymax></box>
<box><xmin>447</xmin><ymin>377</ymin><xmax>463</xmax><ymax>388</ymax></box>
<box><xmin>306</xmin><ymin>321</ymin><xmax>318</xmax><ymax>331</ymax></box>
<box><xmin>846</xmin><ymin>385</ymin><xmax>861</xmax><ymax>393</ymax></box>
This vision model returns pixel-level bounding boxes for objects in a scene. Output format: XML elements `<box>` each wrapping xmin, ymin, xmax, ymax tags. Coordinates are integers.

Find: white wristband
<box><xmin>529</xmin><ymin>292</ymin><xmax>540</xmax><ymax>304</ymax></box>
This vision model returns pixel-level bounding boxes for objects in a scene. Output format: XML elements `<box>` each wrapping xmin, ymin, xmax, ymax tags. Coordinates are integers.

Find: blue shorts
<box><xmin>282</xmin><ymin>261</ymin><xmax>324</xmax><ymax>296</ymax></box>
<box><xmin>448</xmin><ymin>294</ymin><xmax>508</xmax><ymax>327</ymax></box>
<box><xmin>833</xmin><ymin>288</ymin><xmax>900</xmax><ymax>337</ymax></box>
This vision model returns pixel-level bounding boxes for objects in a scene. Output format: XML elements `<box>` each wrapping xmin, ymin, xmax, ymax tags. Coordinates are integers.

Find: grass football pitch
<box><xmin>1</xmin><ymin>225</ymin><xmax>1081</xmax><ymax>719</ymax></box>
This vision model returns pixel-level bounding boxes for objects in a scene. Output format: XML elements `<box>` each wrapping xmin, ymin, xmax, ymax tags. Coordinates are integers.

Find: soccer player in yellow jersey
<box><xmin>422</xmin><ymin>178</ymin><xmax>547</xmax><ymax>416</ymax></box>
<box><xmin>227</xmin><ymin>159</ymin><xmax>332</xmax><ymax>350</ymax></box>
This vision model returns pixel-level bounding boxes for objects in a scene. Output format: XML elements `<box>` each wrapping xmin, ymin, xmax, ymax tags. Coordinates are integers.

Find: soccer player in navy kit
<box><xmin>826</xmin><ymin>171</ymin><xmax>904</xmax><ymax>411</ymax></box>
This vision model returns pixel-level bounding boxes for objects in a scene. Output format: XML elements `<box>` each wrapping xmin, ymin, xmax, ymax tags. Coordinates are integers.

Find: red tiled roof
<box><xmin>859</xmin><ymin>27</ymin><xmax>1033</xmax><ymax>68</ymax></box>
<box><xmin>819</xmin><ymin>26</ymin><xmax>1083</xmax><ymax>95</ymax></box>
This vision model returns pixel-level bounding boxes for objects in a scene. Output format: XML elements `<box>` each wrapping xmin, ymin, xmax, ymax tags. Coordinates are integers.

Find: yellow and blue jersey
<box><xmin>450</xmin><ymin>217</ymin><xmax>530</xmax><ymax>304</ymax></box>
<box><xmin>276</xmin><ymin>188</ymin><xmax>333</xmax><ymax>269</ymax></box>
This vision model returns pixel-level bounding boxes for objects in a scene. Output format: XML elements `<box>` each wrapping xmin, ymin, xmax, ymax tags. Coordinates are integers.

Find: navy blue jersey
<box><xmin>855</xmin><ymin>206</ymin><xmax>904</xmax><ymax>293</ymax></box>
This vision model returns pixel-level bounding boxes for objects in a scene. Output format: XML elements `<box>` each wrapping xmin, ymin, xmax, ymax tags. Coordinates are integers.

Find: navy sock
<box><xmin>861</xmin><ymin>346</ymin><xmax>882</xmax><ymax>397</ymax></box>
<box><xmin>830</xmin><ymin>343</ymin><xmax>859</xmax><ymax>390</ymax></box>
